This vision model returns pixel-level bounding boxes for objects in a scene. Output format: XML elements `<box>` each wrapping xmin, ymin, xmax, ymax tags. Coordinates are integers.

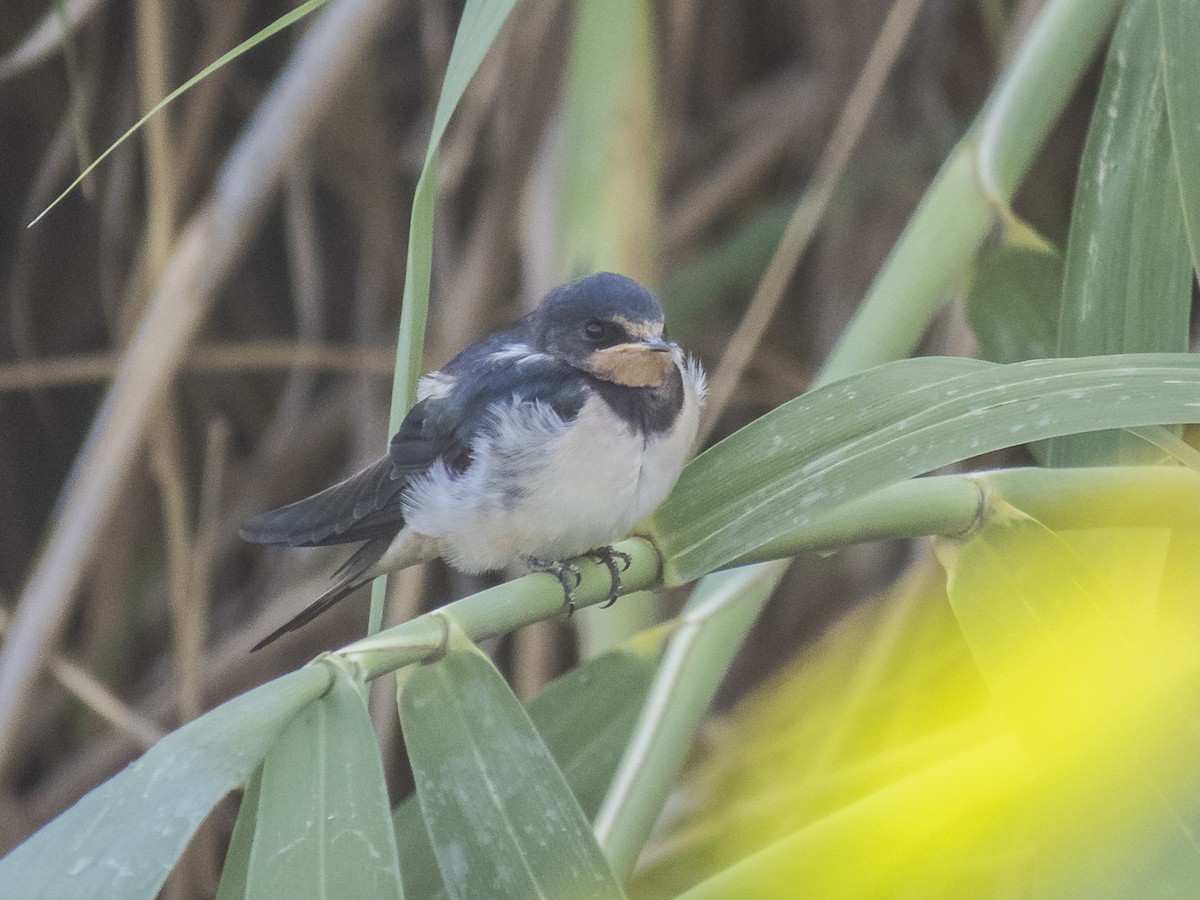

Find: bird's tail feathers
<box><xmin>251</xmin><ymin>537</ymin><xmax>389</xmax><ymax>651</ymax></box>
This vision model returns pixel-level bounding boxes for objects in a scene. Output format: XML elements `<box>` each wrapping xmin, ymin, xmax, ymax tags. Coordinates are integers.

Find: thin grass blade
<box><xmin>30</xmin><ymin>0</ymin><xmax>331</xmax><ymax>226</ymax></box>
<box><xmin>375</xmin><ymin>0</ymin><xmax>517</xmax><ymax>635</ymax></box>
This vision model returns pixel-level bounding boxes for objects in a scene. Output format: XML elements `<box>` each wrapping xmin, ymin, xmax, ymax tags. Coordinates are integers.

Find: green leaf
<box><xmin>376</xmin><ymin>0</ymin><xmax>517</xmax><ymax>635</ymax></box>
<box><xmin>397</xmin><ymin>644</ymin><xmax>626</xmax><ymax>900</ymax></box>
<box><xmin>965</xmin><ymin>242</ymin><xmax>1061</xmax><ymax>365</ymax></box>
<box><xmin>214</xmin><ymin>766</ymin><xmax>262</xmax><ymax>900</ymax></box>
<box><xmin>1050</xmin><ymin>0</ymin><xmax>1193</xmax><ymax>466</ymax></box>
<box><xmin>1157</xmin><ymin>0</ymin><xmax>1200</xmax><ymax>276</ymax></box>
<box><xmin>637</xmin><ymin>563</ymin><xmax>1023</xmax><ymax>899</ymax></box>
<box><xmin>0</xmin><ymin>667</ymin><xmax>330</xmax><ymax>900</ymax></box>
<box><xmin>245</xmin><ymin>668</ymin><xmax>403</xmax><ymax>899</ymax></box>
<box><xmin>388</xmin><ymin>0</ymin><xmax>517</xmax><ymax>422</ymax></box>
<box><xmin>393</xmin><ymin>640</ymin><xmax>660</xmax><ymax>899</ymax></box>
<box><xmin>650</xmin><ymin>354</ymin><xmax>1200</xmax><ymax>585</ymax></box>
<box><xmin>965</xmin><ymin>238</ymin><xmax>1064</xmax><ymax>465</ymax></box>
<box><xmin>30</xmin><ymin>0</ymin><xmax>331</xmax><ymax>226</ymax></box>
<box><xmin>522</xmin><ymin>636</ymin><xmax>661</xmax><ymax>819</ymax></box>
<box><xmin>557</xmin><ymin>0</ymin><xmax>660</xmax><ymax>282</ymax></box>
<box><xmin>939</xmin><ymin>508</ymin><xmax>1200</xmax><ymax>894</ymax></box>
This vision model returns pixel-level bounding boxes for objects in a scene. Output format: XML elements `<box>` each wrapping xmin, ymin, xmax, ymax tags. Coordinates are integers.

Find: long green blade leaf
<box><xmin>393</xmin><ymin>640</ymin><xmax>660</xmax><ymax>900</ymax></box>
<box><xmin>388</xmin><ymin>0</ymin><xmax>517</xmax><ymax>422</ymax></box>
<box><xmin>1049</xmin><ymin>0</ymin><xmax>1193</xmax><ymax>465</ymax></box>
<box><xmin>398</xmin><ymin>643</ymin><xmax>626</xmax><ymax>900</ymax></box>
<box><xmin>245</xmin><ymin>668</ymin><xmax>403</xmax><ymax>899</ymax></box>
<box><xmin>375</xmin><ymin>0</ymin><xmax>517</xmax><ymax>635</ymax></box>
<box><xmin>1157</xmin><ymin>0</ymin><xmax>1200</xmax><ymax>275</ymax></box>
<box><xmin>0</xmin><ymin>667</ymin><xmax>331</xmax><ymax>900</ymax></box>
<box><xmin>651</xmin><ymin>354</ymin><xmax>1200</xmax><ymax>584</ymax></box>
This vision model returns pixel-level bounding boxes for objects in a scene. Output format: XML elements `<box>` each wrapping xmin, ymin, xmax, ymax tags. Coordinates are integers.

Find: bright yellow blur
<box><xmin>633</xmin><ymin>503</ymin><xmax>1200</xmax><ymax>898</ymax></box>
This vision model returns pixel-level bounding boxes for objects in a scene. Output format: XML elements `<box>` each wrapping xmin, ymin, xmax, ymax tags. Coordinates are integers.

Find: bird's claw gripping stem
<box><xmin>526</xmin><ymin>557</ymin><xmax>583</xmax><ymax>616</ymax></box>
<box><xmin>584</xmin><ymin>546</ymin><xmax>631</xmax><ymax>608</ymax></box>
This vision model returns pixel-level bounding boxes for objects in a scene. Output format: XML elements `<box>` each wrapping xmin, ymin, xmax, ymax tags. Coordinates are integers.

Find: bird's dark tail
<box><xmin>250</xmin><ymin>537</ymin><xmax>389</xmax><ymax>651</ymax></box>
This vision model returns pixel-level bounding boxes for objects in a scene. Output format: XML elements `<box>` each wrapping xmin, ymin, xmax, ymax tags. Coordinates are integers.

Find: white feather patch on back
<box><xmin>416</xmin><ymin>371</ymin><xmax>456</xmax><ymax>402</ymax></box>
<box><xmin>486</xmin><ymin>344</ymin><xmax>553</xmax><ymax>365</ymax></box>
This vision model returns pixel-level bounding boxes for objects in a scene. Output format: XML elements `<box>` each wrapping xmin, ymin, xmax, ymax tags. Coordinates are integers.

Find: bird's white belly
<box><xmin>403</xmin><ymin>389</ymin><xmax>698</xmax><ymax>572</ymax></box>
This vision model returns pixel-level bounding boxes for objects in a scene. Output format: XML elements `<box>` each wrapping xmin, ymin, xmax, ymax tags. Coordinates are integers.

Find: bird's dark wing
<box><xmin>239</xmin><ymin>455</ymin><xmax>404</xmax><ymax>547</ymax></box>
<box><xmin>241</xmin><ymin>350</ymin><xmax>589</xmax><ymax>549</ymax></box>
<box><xmin>390</xmin><ymin>351</ymin><xmax>590</xmax><ymax>476</ymax></box>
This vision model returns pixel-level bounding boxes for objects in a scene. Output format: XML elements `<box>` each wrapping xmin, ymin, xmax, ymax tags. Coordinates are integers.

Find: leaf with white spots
<box><xmin>397</xmin><ymin>643</ymin><xmax>626</xmax><ymax>900</ymax></box>
<box><xmin>650</xmin><ymin>354</ymin><xmax>1200</xmax><ymax>584</ymax></box>
<box><xmin>244</xmin><ymin>668</ymin><xmax>404</xmax><ymax>899</ymax></box>
<box><xmin>1049</xmin><ymin>0</ymin><xmax>1193</xmax><ymax>465</ymax></box>
<box><xmin>1156</xmin><ymin>0</ymin><xmax>1200</xmax><ymax>277</ymax></box>
<box><xmin>0</xmin><ymin>667</ymin><xmax>331</xmax><ymax>900</ymax></box>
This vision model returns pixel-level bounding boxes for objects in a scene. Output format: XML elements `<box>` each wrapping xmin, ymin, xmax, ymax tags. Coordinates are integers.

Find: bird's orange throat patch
<box><xmin>589</xmin><ymin>344</ymin><xmax>675</xmax><ymax>387</ymax></box>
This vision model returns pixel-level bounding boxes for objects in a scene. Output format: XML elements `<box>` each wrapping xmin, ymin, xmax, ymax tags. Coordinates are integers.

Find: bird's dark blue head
<box><xmin>526</xmin><ymin>273</ymin><xmax>677</xmax><ymax>388</ymax></box>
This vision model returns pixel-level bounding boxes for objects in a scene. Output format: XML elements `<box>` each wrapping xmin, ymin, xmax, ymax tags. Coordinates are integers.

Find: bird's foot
<box><xmin>584</xmin><ymin>546</ymin><xmax>632</xmax><ymax>608</ymax></box>
<box><xmin>526</xmin><ymin>556</ymin><xmax>583</xmax><ymax>617</ymax></box>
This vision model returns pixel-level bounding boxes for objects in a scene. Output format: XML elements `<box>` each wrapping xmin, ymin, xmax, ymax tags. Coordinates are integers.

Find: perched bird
<box><xmin>241</xmin><ymin>272</ymin><xmax>705</xmax><ymax>649</ymax></box>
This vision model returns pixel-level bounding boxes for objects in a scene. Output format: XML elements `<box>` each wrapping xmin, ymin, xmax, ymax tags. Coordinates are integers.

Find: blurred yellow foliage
<box><xmin>634</xmin><ymin>499</ymin><xmax>1200</xmax><ymax>898</ymax></box>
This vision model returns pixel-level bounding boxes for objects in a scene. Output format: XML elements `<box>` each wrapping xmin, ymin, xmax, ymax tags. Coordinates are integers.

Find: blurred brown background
<box><xmin>0</xmin><ymin>0</ymin><xmax>1089</xmax><ymax>865</ymax></box>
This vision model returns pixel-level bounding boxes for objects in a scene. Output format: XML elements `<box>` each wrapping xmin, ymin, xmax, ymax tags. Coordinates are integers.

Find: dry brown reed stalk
<box><xmin>0</xmin><ymin>342</ymin><xmax>396</xmax><ymax>392</ymax></box>
<box><xmin>0</xmin><ymin>604</ymin><xmax>163</xmax><ymax>750</ymax></box>
<box><xmin>0</xmin><ymin>0</ymin><xmax>104</xmax><ymax>83</ymax></box>
<box><xmin>697</xmin><ymin>0</ymin><xmax>929</xmax><ymax>445</ymax></box>
<box><xmin>0</xmin><ymin>0</ymin><xmax>400</xmax><ymax>773</ymax></box>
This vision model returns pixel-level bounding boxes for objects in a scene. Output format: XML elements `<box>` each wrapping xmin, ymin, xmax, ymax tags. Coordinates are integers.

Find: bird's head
<box><xmin>528</xmin><ymin>273</ymin><xmax>678</xmax><ymax>388</ymax></box>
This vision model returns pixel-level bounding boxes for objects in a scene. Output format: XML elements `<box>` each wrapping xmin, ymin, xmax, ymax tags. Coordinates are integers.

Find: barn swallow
<box><xmin>241</xmin><ymin>272</ymin><xmax>705</xmax><ymax>649</ymax></box>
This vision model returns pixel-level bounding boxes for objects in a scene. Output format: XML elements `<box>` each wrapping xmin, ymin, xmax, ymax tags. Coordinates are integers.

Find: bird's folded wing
<box><xmin>242</xmin><ymin>353</ymin><xmax>589</xmax><ymax>548</ymax></box>
<box><xmin>239</xmin><ymin>455</ymin><xmax>404</xmax><ymax>547</ymax></box>
<box><xmin>398</xmin><ymin>350</ymin><xmax>589</xmax><ymax>464</ymax></box>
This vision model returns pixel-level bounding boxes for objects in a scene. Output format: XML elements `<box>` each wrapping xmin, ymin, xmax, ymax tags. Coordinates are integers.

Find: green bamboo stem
<box><xmin>331</xmin><ymin>463</ymin><xmax>1200</xmax><ymax>687</ymax></box>
<box><xmin>342</xmin><ymin>537</ymin><xmax>665</xmax><ymax>680</ymax></box>
<box><xmin>593</xmin><ymin>561</ymin><xmax>789</xmax><ymax>880</ymax></box>
<box><xmin>731</xmin><ymin>465</ymin><xmax>1200</xmax><ymax>567</ymax></box>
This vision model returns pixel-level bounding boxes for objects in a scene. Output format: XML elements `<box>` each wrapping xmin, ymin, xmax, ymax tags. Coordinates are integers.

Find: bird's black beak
<box><xmin>641</xmin><ymin>336</ymin><xmax>673</xmax><ymax>353</ymax></box>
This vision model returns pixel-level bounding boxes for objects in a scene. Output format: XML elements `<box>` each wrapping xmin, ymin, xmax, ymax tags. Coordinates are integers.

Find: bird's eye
<box><xmin>584</xmin><ymin>320</ymin><xmax>609</xmax><ymax>342</ymax></box>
